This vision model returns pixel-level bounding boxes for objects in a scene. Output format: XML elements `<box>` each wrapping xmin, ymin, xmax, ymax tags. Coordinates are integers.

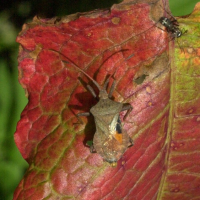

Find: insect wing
<box><xmin>90</xmin><ymin>98</ymin><xmax>123</xmax><ymax>136</ymax></box>
<box><xmin>93</xmin><ymin>117</ymin><xmax>130</xmax><ymax>164</ymax></box>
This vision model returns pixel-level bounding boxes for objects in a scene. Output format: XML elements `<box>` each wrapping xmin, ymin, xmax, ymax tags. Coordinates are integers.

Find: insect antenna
<box><xmin>103</xmin><ymin>75</ymin><xmax>111</xmax><ymax>90</ymax></box>
<box><xmin>159</xmin><ymin>2</ymin><xmax>173</xmax><ymax>19</ymax></box>
<box><xmin>62</xmin><ymin>59</ymin><xmax>101</xmax><ymax>91</ymax></box>
<box><xmin>108</xmin><ymin>80</ymin><xmax>116</xmax><ymax>98</ymax></box>
<box><xmin>107</xmin><ymin>52</ymin><xmax>134</xmax><ymax>98</ymax></box>
<box><xmin>50</xmin><ymin>49</ymin><xmax>102</xmax><ymax>91</ymax></box>
<box><xmin>50</xmin><ymin>48</ymin><xmax>133</xmax><ymax>98</ymax></box>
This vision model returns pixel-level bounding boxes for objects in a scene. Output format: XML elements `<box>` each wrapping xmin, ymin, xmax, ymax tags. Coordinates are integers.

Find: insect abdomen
<box><xmin>93</xmin><ymin>129</ymin><xmax>130</xmax><ymax>164</ymax></box>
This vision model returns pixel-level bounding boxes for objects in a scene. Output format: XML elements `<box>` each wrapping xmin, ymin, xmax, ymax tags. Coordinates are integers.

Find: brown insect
<box><xmin>77</xmin><ymin>75</ymin><xmax>134</xmax><ymax>167</ymax></box>
<box><xmin>52</xmin><ymin>49</ymin><xmax>133</xmax><ymax>167</ymax></box>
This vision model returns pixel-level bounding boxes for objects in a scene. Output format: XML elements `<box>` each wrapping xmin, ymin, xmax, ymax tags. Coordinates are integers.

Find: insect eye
<box><xmin>177</xmin><ymin>31</ymin><xmax>182</xmax><ymax>37</ymax></box>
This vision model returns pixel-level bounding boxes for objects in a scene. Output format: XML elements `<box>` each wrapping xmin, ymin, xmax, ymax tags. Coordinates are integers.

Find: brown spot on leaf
<box><xmin>170</xmin><ymin>187</ymin><xmax>180</xmax><ymax>193</ymax></box>
<box><xmin>188</xmin><ymin>108</ymin><xmax>194</xmax><ymax>114</ymax></box>
<box><xmin>29</xmin><ymin>44</ymin><xmax>43</xmax><ymax>60</ymax></box>
<box><xmin>111</xmin><ymin>17</ymin><xmax>120</xmax><ymax>24</ymax></box>
<box><xmin>146</xmin><ymin>86</ymin><xmax>151</xmax><ymax>93</ymax></box>
<box><xmin>171</xmin><ymin>142</ymin><xmax>175</xmax><ymax>147</ymax></box>
<box><xmin>187</xmin><ymin>48</ymin><xmax>194</xmax><ymax>54</ymax></box>
<box><xmin>86</xmin><ymin>32</ymin><xmax>92</xmax><ymax>37</ymax></box>
<box><xmin>179</xmin><ymin>143</ymin><xmax>184</xmax><ymax>147</ymax></box>
<box><xmin>121</xmin><ymin>160</ymin><xmax>125</xmax><ymax>165</ymax></box>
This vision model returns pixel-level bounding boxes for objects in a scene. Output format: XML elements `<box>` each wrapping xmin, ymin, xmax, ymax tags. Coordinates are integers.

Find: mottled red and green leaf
<box><xmin>14</xmin><ymin>0</ymin><xmax>200</xmax><ymax>199</ymax></box>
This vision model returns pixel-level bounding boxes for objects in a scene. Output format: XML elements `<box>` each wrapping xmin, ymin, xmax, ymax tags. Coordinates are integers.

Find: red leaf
<box><xmin>14</xmin><ymin>0</ymin><xmax>200</xmax><ymax>199</ymax></box>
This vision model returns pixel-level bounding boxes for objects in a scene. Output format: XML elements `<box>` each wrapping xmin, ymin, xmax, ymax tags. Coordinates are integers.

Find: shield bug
<box><xmin>53</xmin><ymin>50</ymin><xmax>134</xmax><ymax>167</ymax></box>
<box><xmin>81</xmin><ymin>78</ymin><xmax>133</xmax><ymax>167</ymax></box>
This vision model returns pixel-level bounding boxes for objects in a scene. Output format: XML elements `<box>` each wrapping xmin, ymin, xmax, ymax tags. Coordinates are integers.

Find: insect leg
<box><xmin>121</xmin><ymin>103</ymin><xmax>133</xmax><ymax>120</ymax></box>
<box><xmin>182</xmin><ymin>28</ymin><xmax>188</xmax><ymax>35</ymax></box>
<box><xmin>156</xmin><ymin>25</ymin><xmax>167</xmax><ymax>32</ymax></box>
<box><xmin>77</xmin><ymin>112</ymin><xmax>90</xmax><ymax>116</ymax></box>
<box><xmin>108</xmin><ymin>80</ymin><xmax>116</xmax><ymax>98</ymax></box>
<box><xmin>87</xmin><ymin>85</ymin><xmax>97</xmax><ymax>98</ymax></box>
<box><xmin>76</xmin><ymin>112</ymin><xmax>90</xmax><ymax>124</ymax></box>
<box><xmin>171</xmin><ymin>19</ymin><xmax>179</xmax><ymax>26</ymax></box>
<box><xmin>103</xmin><ymin>76</ymin><xmax>110</xmax><ymax>90</ymax></box>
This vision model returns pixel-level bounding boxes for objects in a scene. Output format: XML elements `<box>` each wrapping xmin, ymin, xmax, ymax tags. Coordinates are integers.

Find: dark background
<box><xmin>0</xmin><ymin>0</ymin><xmax>198</xmax><ymax>199</ymax></box>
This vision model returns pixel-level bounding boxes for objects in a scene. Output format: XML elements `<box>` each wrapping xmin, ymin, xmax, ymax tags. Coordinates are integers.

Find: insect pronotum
<box><xmin>52</xmin><ymin>49</ymin><xmax>134</xmax><ymax>167</ymax></box>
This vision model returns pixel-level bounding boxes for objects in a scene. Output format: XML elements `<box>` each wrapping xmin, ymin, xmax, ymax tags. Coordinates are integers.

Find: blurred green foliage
<box><xmin>0</xmin><ymin>0</ymin><xmax>198</xmax><ymax>199</ymax></box>
<box><xmin>170</xmin><ymin>0</ymin><xmax>200</xmax><ymax>16</ymax></box>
